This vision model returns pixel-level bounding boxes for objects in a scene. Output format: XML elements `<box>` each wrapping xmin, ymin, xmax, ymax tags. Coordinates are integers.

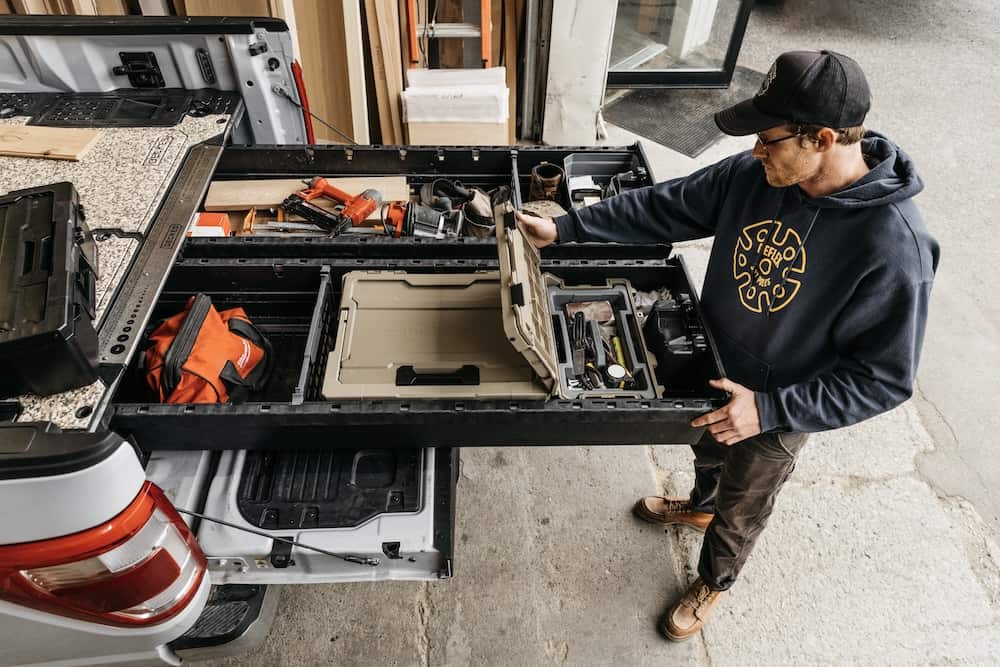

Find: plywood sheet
<box><xmin>204</xmin><ymin>177</ymin><xmax>411</xmax><ymax>211</ymax></box>
<box><xmin>0</xmin><ymin>125</ymin><xmax>99</xmax><ymax>160</ymax></box>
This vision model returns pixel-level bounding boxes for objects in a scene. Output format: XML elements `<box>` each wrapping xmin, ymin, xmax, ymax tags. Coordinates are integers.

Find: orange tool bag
<box><xmin>144</xmin><ymin>293</ymin><xmax>273</xmax><ymax>404</ymax></box>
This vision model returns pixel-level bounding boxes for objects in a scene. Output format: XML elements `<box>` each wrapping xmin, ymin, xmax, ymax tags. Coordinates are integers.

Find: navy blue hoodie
<box><xmin>554</xmin><ymin>132</ymin><xmax>939</xmax><ymax>433</ymax></box>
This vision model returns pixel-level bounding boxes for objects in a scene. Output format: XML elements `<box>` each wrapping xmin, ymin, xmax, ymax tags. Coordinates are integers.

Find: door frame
<box><xmin>605</xmin><ymin>0</ymin><xmax>754</xmax><ymax>89</ymax></box>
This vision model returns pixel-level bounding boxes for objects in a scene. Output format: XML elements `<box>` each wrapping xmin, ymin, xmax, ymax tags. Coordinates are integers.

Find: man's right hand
<box><xmin>515</xmin><ymin>211</ymin><xmax>558</xmax><ymax>248</ymax></box>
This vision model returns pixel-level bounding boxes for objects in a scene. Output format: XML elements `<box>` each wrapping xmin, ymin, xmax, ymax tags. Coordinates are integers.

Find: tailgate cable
<box><xmin>271</xmin><ymin>85</ymin><xmax>355</xmax><ymax>144</ymax></box>
<box><xmin>176</xmin><ymin>508</ymin><xmax>381</xmax><ymax>567</ymax></box>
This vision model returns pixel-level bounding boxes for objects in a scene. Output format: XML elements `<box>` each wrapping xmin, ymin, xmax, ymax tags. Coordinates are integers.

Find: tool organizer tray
<box><xmin>181</xmin><ymin>144</ymin><xmax>660</xmax><ymax>261</ymax></box>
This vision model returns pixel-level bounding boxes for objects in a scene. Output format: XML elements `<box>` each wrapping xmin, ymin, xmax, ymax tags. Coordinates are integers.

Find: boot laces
<box><xmin>684</xmin><ymin>582</ymin><xmax>715</xmax><ymax>613</ymax></box>
<box><xmin>662</xmin><ymin>498</ymin><xmax>691</xmax><ymax>513</ymax></box>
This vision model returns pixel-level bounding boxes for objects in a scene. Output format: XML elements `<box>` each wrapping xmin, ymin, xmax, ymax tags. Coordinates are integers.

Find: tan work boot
<box><xmin>662</xmin><ymin>578</ymin><xmax>725</xmax><ymax>642</ymax></box>
<box><xmin>633</xmin><ymin>496</ymin><xmax>714</xmax><ymax>532</ymax></box>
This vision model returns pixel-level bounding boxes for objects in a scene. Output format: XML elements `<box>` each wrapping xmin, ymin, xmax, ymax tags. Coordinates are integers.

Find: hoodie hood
<box><xmin>806</xmin><ymin>131</ymin><xmax>924</xmax><ymax>209</ymax></box>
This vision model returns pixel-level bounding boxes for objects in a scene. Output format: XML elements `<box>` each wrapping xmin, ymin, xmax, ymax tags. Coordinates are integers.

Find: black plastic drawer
<box><xmin>109</xmin><ymin>256</ymin><xmax>725</xmax><ymax>450</ymax></box>
<box><xmin>182</xmin><ymin>144</ymin><xmax>667</xmax><ymax>262</ymax></box>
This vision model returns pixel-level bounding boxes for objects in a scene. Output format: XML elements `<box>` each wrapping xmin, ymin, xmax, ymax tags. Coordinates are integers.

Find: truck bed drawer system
<box><xmin>107</xmin><ymin>145</ymin><xmax>726</xmax><ymax>450</ymax></box>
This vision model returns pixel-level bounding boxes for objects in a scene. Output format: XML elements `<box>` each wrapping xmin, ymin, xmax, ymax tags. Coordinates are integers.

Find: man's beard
<box><xmin>762</xmin><ymin>160</ymin><xmax>811</xmax><ymax>188</ymax></box>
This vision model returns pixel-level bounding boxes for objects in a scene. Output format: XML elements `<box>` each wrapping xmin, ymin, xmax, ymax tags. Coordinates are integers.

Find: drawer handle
<box><xmin>395</xmin><ymin>365</ymin><xmax>480</xmax><ymax>387</ymax></box>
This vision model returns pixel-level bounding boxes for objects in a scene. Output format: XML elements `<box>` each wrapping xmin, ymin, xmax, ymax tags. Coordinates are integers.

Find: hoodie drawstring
<box><xmin>764</xmin><ymin>205</ymin><xmax>820</xmax><ymax>317</ymax></box>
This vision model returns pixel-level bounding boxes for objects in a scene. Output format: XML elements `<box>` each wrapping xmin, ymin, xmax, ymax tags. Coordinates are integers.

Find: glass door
<box><xmin>607</xmin><ymin>0</ymin><xmax>754</xmax><ymax>88</ymax></box>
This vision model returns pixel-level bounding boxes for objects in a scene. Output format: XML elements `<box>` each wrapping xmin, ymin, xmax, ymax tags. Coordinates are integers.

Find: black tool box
<box><xmin>0</xmin><ymin>182</ymin><xmax>99</xmax><ymax>398</ymax></box>
<box><xmin>106</xmin><ymin>145</ymin><xmax>727</xmax><ymax>450</ymax></box>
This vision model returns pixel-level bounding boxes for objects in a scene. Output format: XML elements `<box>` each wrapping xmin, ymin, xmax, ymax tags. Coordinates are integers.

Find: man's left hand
<box><xmin>690</xmin><ymin>378</ymin><xmax>762</xmax><ymax>445</ymax></box>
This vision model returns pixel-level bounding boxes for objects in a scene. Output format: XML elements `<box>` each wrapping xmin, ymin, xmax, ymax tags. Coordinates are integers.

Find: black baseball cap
<box><xmin>714</xmin><ymin>50</ymin><xmax>871</xmax><ymax>136</ymax></box>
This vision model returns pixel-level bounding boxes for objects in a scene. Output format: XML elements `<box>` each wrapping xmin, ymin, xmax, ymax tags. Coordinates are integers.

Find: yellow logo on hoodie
<box><xmin>733</xmin><ymin>220</ymin><xmax>806</xmax><ymax>313</ymax></box>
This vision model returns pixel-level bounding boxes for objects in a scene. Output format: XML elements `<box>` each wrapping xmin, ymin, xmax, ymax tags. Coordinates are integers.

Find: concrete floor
<box><xmin>199</xmin><ymin>1</ymin><xmax>1000</xmax><ymax>664</ymax></box>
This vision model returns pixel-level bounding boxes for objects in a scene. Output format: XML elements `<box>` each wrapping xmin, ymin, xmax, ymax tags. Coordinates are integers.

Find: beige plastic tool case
<box><xmin>322</xmin><ymin>202</ymin><xmax>659</xmax><ymax>400</ymax></box>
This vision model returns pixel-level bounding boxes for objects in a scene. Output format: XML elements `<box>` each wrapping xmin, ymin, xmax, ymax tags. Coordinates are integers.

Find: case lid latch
<box><xmin>510</xmin><ymin>283</ymin><xmax>525</xmax><ymax>306</ymax></box>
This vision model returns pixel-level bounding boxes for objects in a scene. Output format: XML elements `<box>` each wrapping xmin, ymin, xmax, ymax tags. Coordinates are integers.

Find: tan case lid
<box><xmin>494</xmin><ymin>201</ymin><xmax>560</xmax><ymax>395</ymax></box>
<box><xmin>322</xmin><ymin>271</ymin><xmax>549</xmax><ymax>400</ymax></box>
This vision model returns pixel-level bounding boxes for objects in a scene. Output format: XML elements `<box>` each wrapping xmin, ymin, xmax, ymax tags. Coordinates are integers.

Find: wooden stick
<box><xmin>405</xmin><ymin>0</ymin><xmax>420</xmax><ymax>67</ymax></box>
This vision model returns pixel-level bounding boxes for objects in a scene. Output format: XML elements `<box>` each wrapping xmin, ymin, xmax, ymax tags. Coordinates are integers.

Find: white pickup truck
<box><xmin>0</xmin><ymin>16</ymin><xmax>724</xmax><ymax>666</ymax></box>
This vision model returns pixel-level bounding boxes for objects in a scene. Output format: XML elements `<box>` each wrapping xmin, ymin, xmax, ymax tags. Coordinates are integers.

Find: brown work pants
<box><xmin>688</xmin><ymin>430</ymin><xmax>809</xmax><ymax>591</ymax></box>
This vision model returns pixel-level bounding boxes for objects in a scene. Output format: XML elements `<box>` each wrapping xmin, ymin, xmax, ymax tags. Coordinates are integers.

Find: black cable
<box><xmin>417</xmin><ymin>0</ymin><xmax>427</xmax><ymax>64</ymax></box>
<box><xmin>176</xmin><ymin>507</ymin><xmax>380</xmax><ymax>567</ymax></box>
<box><xmin>428</xmin><ymin>0</ymin><xmax>438</xmax><ymax>64</ymax></box>
<box><xmin>272</xmin><ymin>86</ymin><xmax>356</xmax><ymax>144</ymax></box>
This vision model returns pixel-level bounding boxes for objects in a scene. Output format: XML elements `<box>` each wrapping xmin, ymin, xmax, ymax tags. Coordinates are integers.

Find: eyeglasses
<box><xmin>755</xmin><ymin>131</ymin><xmax>802</xmax><ymax>147</ymax></box>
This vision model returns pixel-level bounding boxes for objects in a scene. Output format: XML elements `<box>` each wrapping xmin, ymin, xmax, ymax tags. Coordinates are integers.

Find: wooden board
<box><xmin>67</xmin><ymin>0</ymin><xmax>98</xmax><ymax>13</ymax></box>
<box><xmin>180</xmin><ymin>0</ymin><xmax>270</xmax><ymax>15</ymax></box>
<box><xmin>343</xmin><ymin>0</ymin><xmax>370</xmax><ymax>143</ymax></box>
<box><xmin>204</xmin><ymin>177</ymin><xmax>411</xmax><ymax>211</ymax></box>
<box><xmin>407</xmin><ymin>121</ymin><xmax>506</xmax><ymax>145</ymax></box>
<box><xmin>293</xmin><ymin>0</ymin><xmax>357</xmax><ymax>144</ymax></box>
<box><xmin>10</xmin><ymin>0</ymin><xmax>49</xmax><ymax>12</ymax></box>
<box><xmin>365</xmin><ymin>0</ymin><xmax>391</xmax><ymax>143</ymax></box>
<box><xmin>0</xmin><ymin>125</ymin><xmax>99</xmax><ymax>161</ymax></box>
<box><xmin>504</xmin><ymin>0</ymin><xmax>520</xmax><ymax>143</ymax></box>
<box><xmin>490</xmin><ymin>0</ymin><xmax>502</xmax><ymax>69</ymax></box>
<box><xmin>365</xmin><ymin>0</ymin><xmax>396</xmax><ymax>144</ymax></box>
<box><xmin>374</xmin><ymin>0</ymin><xmax>404</xmax><ymax>144</ymax></box>
<box><xmin>96</xmin><ymin>0</ymin><xmax>128</xmax><ymax>13</ymax></box>
<box><xmin>397</xmin><ymin>0</ymin><xmax>410</xmax><ymax>77</ymax></box>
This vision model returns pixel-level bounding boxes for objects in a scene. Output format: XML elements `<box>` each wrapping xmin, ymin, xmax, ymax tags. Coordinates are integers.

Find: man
<box><xmin>516</xmin><ymin>50</ymin><xmax>939</xmax><ymax>641</ymax></box>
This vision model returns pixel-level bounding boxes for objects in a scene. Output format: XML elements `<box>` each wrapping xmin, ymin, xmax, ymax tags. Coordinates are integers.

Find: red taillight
<box><xmin>0</xmin><ymin>482</ymin><xmax>206</xmax><ymax>627</ymax></box>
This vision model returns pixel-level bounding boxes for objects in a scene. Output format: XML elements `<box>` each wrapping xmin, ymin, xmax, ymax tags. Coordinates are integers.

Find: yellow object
<box><xmin>611</xmin><ymin>336</ymin><xmax>627</xmax><ymax>388</ymax></box>
<box><xmin>611</xmin><ymin>336</ymin><xmax>627</xmax><ymax>367</ymax></box>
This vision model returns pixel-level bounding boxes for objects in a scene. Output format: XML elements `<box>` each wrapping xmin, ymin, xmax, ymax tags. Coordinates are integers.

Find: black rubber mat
<box><xmin>237</xmin><ymin>448</ymin><xmax>423</xmax><ymax>529</ymax></box>
<box><xmin>603</xmin><ymin>67</ymin><xmax>765</xmax><ymax>158</ymax></box>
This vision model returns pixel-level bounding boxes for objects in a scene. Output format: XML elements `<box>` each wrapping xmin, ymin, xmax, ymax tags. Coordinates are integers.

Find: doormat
<box><xmin>603</xmin><ymin>66</ymin><xmax>765</xmax><ymax>158</ymax></box>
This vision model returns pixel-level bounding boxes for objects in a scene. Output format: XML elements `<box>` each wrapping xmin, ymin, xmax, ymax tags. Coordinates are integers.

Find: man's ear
<box><xmin>814</xmin><ymin>127</ymin><xmax>839</xmax><ymax>152</ymax></box>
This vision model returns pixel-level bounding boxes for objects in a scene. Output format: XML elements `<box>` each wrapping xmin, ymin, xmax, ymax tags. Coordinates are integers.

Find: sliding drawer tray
<box><xmin>108</xmin><ymin>252</ymin><xmax>727</xmax><ymax>450</ymax></box>
<box><xmin>182</xmin><ymin>144</ymin><xmax>666</xmax><ymax>262</ymax></box>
